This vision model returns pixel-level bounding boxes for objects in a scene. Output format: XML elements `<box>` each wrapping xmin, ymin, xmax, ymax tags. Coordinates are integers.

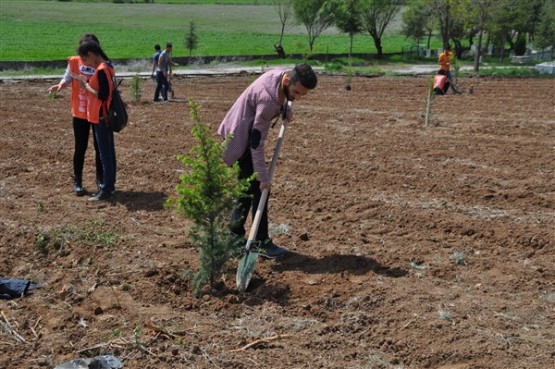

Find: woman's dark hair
<box><xmin>77</xmin><ymin>40</ymin><xmax>110</xmax><ymax>62</ymax></box>
<box><xmin>289</xmin><ymin>63</ymin><xmax>317</xmax><ymax>90</ymax></box>
<box><xmin>79</xmin><ymin>33</ymin><xmax>100</xmax><ymax>46</ymax></box>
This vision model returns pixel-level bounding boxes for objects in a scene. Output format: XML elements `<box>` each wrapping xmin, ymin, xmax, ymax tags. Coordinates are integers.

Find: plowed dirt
<box><xmin>1</xmin><ymin>74</ymin><xmax>554</xmax><ymax>369</ymax></box>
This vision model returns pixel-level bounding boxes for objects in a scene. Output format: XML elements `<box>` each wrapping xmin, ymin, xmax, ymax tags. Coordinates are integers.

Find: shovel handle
<box><xmin>245</xmin><ymin>102</ymin><xmax>291</xmax><ymax>246</ymax></box>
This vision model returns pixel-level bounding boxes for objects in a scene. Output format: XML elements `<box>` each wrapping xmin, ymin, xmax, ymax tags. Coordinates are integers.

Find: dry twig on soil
<box><xmin>0</xmin><ymin>310</ymin><xmax>25</xmax><ymax>343</ymax></box>
<box><xmin>229</xmin><ymin>334</ymin><xmax>292</xmax><ymax>352</ymax></box>
<box><xmin>143</xmin><ymin>321</ymin><xmax>189</xmax><ymax>339</ymax></box>
<box><xmin>76</xmin><ymin>337</ymin><xmax>129</xmax><ymax>354</ymax></box>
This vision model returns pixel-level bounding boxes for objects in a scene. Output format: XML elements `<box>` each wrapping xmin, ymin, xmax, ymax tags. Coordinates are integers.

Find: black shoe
<box><xmin>74</xmin><ymin>176</ymin><xmax>85</xmax><ymax>196</ymax></box>
<box><xmin>258</xmin><ymin>239</ymin><xmax>288</xmax><ymax>259</ymax></box>
<box><xmin>73</xmin><ymin>183</ymin><xmax>85</xmax><ymax>197</ymax></box>
<box><xmin>91</xmin><ymin>189</ymin><xmax>116</xmax><ymax>197</ymax></box>
<box><xmin>88</xmin><ymin>190</ymin><xmax>113</xmax><ymax>202</ymax></box>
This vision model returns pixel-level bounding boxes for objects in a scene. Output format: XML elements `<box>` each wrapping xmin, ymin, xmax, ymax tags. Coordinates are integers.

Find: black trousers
<box><xmin>154</xmin><ymin>71</ymin><xmax>170</xmax><ymax>101</ymax></box>
<box><xmin>72</xmin><ymin>117</ymin><xmax>102</xmax><ymax>184</ymax></box>
<box><xmin>230</xmin><ymin>149</ymin><xmax>269</xmax><ymax>242</ymax></box>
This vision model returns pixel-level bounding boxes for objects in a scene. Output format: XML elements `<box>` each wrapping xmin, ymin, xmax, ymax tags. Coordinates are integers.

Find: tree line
<box><xmin>273</xmin><ymin>0</ymin><xmax>555</xmax><ymax>71</ymax></box>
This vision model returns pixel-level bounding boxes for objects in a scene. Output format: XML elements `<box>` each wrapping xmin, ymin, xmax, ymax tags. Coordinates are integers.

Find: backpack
<box><xmin>102</xmin><ymin>65</ymin><xmax>128</xmax><ymax>133</ymax></box>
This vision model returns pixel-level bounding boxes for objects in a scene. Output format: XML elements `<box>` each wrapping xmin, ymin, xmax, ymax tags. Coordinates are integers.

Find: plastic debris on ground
<box><xmin>0</xmin><ymin>278</ymin><xmax>39</xmax><ymax>299</ymax></box>
<box><xmin>53</xmin><ymin>354</ymin><xmax>123</xmax><ymax>369</ymax></box>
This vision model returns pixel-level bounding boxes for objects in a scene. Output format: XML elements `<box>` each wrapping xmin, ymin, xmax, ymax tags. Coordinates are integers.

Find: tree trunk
<box><xmin>427</xmin><ymin>29</ymin><xmax>432</xmax><ymax>50</ymax></box>
<box><xmin>499</xmin><ymin>35</ymin><xmax>506</xmax><ymax>62</ymax></box>
<box><xmin>373</xmin><ymin>36</ymin><xmax>383</xmax><ymax>59</ymax></box>
<box><xmin>349</xmin><ymin>33</ymin><xmax>353</xmax><ymax>59</ymax></box>
<box><xmin>474</xmin><ymin>29</ymin><xmax>483</xmax><ymax>72</ymax></box>
<box><xmin>453</xmin><ymin>39</ymin><xmax>463</xmax><ymax>58</ymax></box>
<box><xmin>279</xmin><ymin>22</ymin><xmax>285</xmax><ymax>46</ymax></box>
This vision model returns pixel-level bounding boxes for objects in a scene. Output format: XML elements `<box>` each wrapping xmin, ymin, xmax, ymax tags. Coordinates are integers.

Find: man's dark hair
<box><xmin>289</xmin><ymin>63</ymin><xmax>317</xmax><ymax>89</ymax></box>
<box><xmin>166</xmin><ymin>42</ymin><xmax>173</xmax><ymax>48</ymax></box>
<box><xmin>438</xmin><ymin>69</ymin><xmax>446</xmax><ymax>75</ymax></box>
<box><xmin>154</xmin><ymin>44</ymin><xmax>161</xmax><ymax>51</ymax></box>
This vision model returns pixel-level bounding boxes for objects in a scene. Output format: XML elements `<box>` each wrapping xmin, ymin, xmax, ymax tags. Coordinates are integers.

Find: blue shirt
<box><xmin>153</xmin><ymin>51</ymin><xmax>161</xmax><ymax>63</ymax></box>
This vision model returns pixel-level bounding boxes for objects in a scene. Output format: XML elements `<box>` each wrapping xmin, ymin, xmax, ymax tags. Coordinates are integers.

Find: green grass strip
<box><xmin>1</xmin><ymin>1</ymin><xmax>444</xmax><ymax>61</ymax></box>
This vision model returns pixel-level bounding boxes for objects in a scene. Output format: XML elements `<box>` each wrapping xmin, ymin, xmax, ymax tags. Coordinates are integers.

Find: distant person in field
<box><xmin>218</xmin><ymin>63</ymin><xmax>318</xmax><ymax>259</ymax></box>
<box><xmin>76</xmin><ymin>41</ymin><xmax>117</xmax><ymax>202</ymax></box>
<box><xmin>433</xmin><ymin>69</ymin><xmax>450</xmax><ymax>95</ymax></box>
<box><xmin>47</xmin><ymin>34</ymin><xmax>103</xmax><ymax>197</ymax></box>
<box><xmin>438</xmin><ymin>44</ymin><xmax>461</xmax><ymax>94</ymax></box>
<box><xmin>150</xmin><ymin>44</ymin><xmax>161</xmax><ymax>81</ymax></box>
<box><xmin>154</xmin><ymin>42</ymin><xmax>178</xmax><ymax>102</ymax></box>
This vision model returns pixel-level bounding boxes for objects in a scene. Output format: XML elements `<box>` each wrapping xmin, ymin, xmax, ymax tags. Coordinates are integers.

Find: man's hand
<box><xmin>285</xmin><ymin>110</ymin><xmax>294</xmax><ymax>122</ymax></box>
<box><xmin>260</xmin><ymin>181</ymin><xmax>271</xmax><ymax>192</ymax></box>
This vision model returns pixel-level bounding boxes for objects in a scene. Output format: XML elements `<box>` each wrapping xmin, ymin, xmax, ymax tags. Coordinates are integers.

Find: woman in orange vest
<box><xmin>76</xmin><ymin>41</ymin><xmax>117</xmax><ymax>202</ymax></box>
<box><xmin>47</xmin><ymin>34</ymin><xmax>103</xmax><ymax>196</ymax></box>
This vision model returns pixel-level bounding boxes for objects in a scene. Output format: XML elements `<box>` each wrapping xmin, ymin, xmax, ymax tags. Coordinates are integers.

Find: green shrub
<box><xmin>130</xmin><ymin>73</ymin><xmax>141</xmax><ymax>103</ymax></box>
<box><xmin>166</xmin><ymin>100</ymin><xmax>251</xmax><ymax>295</ymax></box>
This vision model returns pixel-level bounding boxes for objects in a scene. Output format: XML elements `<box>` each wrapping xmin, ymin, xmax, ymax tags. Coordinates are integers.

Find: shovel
<box><xmin>236</xmin><ymin>101</ymin><xmax>291</xmax><ymax>292</ymax></box>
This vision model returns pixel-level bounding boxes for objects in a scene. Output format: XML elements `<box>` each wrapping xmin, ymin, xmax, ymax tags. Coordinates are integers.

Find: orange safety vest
<box><xmin>68</xmin><ymin>56</ymin><xmax>94</xmax><ymax>120</ymax></box>
<box><xmin>438</xmin><ymin>51</ymin><xmax>452</xmax><ymax>71</ymax></box>
<box><xmin>87</xmin><ymin>63</ymin><xmax>114</xmax><ymax>124</ymax></box>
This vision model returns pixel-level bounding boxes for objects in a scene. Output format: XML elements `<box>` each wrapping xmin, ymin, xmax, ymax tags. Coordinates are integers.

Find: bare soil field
<box><xmin>1</xmin><ymin>74</ymin><xmax>554</xmax><ymax>369</ymax></box>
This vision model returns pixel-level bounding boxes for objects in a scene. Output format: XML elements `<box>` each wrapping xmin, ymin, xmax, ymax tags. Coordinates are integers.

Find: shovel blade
<box><xmin>236</xmin><ymin>250</ymin><xmax>259</xmax><ymax>292</ymax></box>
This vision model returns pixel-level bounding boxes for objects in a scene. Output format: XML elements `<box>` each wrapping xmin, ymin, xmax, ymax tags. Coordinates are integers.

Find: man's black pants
<box><xmin>230</xmin><ymin>149</ymin><xmax>269</xmax><ymax>242</ymax></box>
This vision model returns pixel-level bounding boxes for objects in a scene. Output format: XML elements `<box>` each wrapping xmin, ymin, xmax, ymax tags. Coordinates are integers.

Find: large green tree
<box><xmin>535</xmin><ymin>0</ymin><xmax>555</xmax><ymax>57</ymax></box>
<box><xmin>272</xmin><ymin>0</ymin><xmax>293</xmax><ymax>47</ymax></box>
<box><xmin>402</xmin><ymin>0</ymin><xmax>435</xmax><ymax>49</ymax></box>
<box><xmin>334</xmin><ymin>0</ymin><xmax>365</xmax><ymax>58</ymax></box>
<box><xmin>293</xmin><ymin>0</ymin><xmax>339</xmax><ymax>52</ymax></box>
<box><xmin>455</xmin><ymin>0</ymin><xmax>495</xmax><ymax>72</ymax></box>
<box><xmin>361</xmin><ymin>0</ymin><xmax>402</xmax><ymax>59</ymax></box>
<box><xmin>487</xmin><ymin>0</ymin><xmax>542</xmax><ymax>59</ymax></box>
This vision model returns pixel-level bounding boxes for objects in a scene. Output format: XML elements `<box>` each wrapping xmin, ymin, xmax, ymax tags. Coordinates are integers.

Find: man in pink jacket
<box><xmin>218</xmin><ymin>64</ymin><xmax>318</xmax><ymax>259</ymax></box>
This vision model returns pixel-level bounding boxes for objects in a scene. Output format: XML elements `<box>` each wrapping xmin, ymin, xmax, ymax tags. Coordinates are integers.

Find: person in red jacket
<box><xmin>433</xmin><ymin>69</ymin><xmax>450</xmax><ymax>95</ymax></box>
<box><xmin>47</xmin><ymin>34</ymin><xmax>103</xmax><ymax>196</ymax></box>
<box><xmin>76</xmin><ymin>41</ymin><xmax>117</xmax><ymax>202</ymax></box>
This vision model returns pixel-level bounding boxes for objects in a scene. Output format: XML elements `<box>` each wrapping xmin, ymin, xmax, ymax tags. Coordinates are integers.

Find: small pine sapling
<box><xmin>184</xmin><ymin>20</ymin><xmax>198</xmax><ymax>57</ymax></box>
<box><xmin>424</xmin><ymin>75</ymin><xmax>435</xmax><ymax>127</ymax></box>
<box><xmin>130</xmin><ymin>73</ymin><xmax>141</xmax><ymax>102</ymax></box>
<box><xmin>166</xmin><ymin>100</ymin><xmax>250</xmax><ymax>295</ymax></box>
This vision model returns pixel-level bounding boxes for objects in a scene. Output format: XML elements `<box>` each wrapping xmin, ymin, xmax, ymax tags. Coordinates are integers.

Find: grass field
<box><xmin>0</xmin><ymin>1</ymin><xmax>443</xmax><ymax>62</ymax></box>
